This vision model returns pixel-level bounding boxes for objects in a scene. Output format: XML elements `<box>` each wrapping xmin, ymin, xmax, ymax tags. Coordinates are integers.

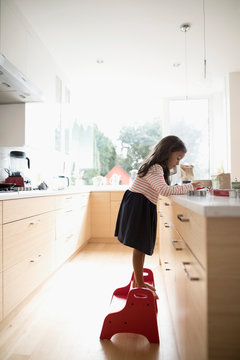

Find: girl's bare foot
<box><xmin>144</xmin><ymin>282</ymin><xmax>156</xmax><ymax>291</ymax></box>
<box><xmin>132</xmin><ymin>280</ymin><xmax>156</xmax><ymax>291</ymax></box>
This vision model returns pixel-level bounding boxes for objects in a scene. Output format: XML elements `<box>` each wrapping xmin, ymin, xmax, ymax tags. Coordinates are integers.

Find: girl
<box><xmin>114</xmin><ymin>135</ymin><xmax>200</xmax><ymax>297</ymax></box>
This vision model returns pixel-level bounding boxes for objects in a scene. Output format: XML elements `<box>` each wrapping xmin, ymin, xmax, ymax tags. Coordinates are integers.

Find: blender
<box><xmin>5</xmin><ymin>151</ymin><xmax>31</xmax><ymax>187</ymax></box>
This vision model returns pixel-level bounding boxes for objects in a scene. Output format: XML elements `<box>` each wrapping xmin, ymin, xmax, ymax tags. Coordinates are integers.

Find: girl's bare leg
<box><xmin>132</xmin><ymin>248</ymin><xmax>145</xmax><ymax>287</ymax></box>
<box><xmin>132</xmin><ymin>248</ymin><xmax>156</xmax><ymax>292</ymax></box>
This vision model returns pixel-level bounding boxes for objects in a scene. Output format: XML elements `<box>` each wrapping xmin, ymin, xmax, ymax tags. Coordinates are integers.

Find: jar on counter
<box><xmin>211</xmin><ymin>175</ymin><xmax>219</xmax><ymax>189</ymax></box>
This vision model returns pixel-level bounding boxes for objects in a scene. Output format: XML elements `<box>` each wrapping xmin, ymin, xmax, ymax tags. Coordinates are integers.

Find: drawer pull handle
<box><xmin>29</xmin><ymin>219</ymin><xmax>41</xmax><ymax>225</ymax></box>
<box><xmin>164</xmin><ymin>261</ymin><xmax>171</xmax><ymax>271</ymax></box>
<box><xmin>66</xmin><ymin>197</ymin><xmax>72</xmax><ymax>200</ymax></box>
<box><xmin>172</xmin><ymin>240</ymin><xmax>183</xmax><ymax>251</ymax></box>
<box><xmin>182</xmin><ymin>261</ymin><xmax>199</xmax><ymax>281</ymax></box>
<box><xmin>177</xmin><ymin>214</ymin><xmax>189</xmax><ymax>222</ymax></box>
<box><xmin>164</xmin><ymin>222</ymin><xmax>170</xmax><ymax>228</ymax></box>
<box><xmin>164</xmin><ymin>202</ymin><xmax>170</xmax><ymax>206</ymax></box>
<box><xmin>66</xmin><ymin>210</ymin><xmax>73</xmax><ymax>213</ymax></box>
<box><xmin>29</xmin><ymin>254</ymin><xmax>42</xmax><ymax>263</ymax></box>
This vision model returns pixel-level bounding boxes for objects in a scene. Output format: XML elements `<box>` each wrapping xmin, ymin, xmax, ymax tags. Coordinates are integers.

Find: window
<box><xmin>167</xmin><ymin>98</ymin><xmax>210</xmax><ymax>181</ymax></box>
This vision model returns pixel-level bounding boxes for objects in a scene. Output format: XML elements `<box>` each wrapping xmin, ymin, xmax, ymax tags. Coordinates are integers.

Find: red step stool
<box><xmin>100</xmin><ymin>268</ymin><xmax>159</xmax><ymax>343</ymax></box>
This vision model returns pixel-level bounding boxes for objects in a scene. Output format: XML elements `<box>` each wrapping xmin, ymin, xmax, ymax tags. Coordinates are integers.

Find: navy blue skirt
<box><xmin>114</xmin><ymin>190</ymin><xmax>157</xmax><ymax>255</ymax></box>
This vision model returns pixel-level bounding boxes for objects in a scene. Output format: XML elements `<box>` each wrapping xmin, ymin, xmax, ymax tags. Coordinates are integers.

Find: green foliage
<box><xmin>117</xmin><ymin>120</ymin><xmax>162</xmax><ymax>173</ymax></box>
<box><xmin>82</xmin><ymin>168</ymin><xmax>99</xmax><ymax>185</ymax></box>
<box><xmin>93</xmin><ymin>124</ymin><xmax>117</xmax><ymax>176</ymax></box>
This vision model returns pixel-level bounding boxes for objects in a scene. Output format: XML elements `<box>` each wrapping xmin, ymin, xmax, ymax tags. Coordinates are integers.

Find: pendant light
<box><xmin>180</xmin><ymin>23</ymin><xmax>191</xmax><ymax>100</ymax></box>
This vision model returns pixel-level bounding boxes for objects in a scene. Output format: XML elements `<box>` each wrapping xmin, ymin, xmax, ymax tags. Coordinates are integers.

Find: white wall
<box><xmin>228</xmin><ymin>72</ymin><xmax>240</xmax><ymax>180</ymax></box>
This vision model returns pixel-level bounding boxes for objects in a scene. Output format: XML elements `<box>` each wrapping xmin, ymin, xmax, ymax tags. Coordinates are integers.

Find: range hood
<box><xmin>0</xmin><ymin>54</ymin><xmax>43</xmax><ymax>104</ymax></box>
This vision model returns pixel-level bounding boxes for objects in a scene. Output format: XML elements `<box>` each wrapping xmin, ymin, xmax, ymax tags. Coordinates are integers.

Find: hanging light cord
<box><xmin>203</xmin><ymin>0</ymin><xmax>207</xmax><ymax>79</ymax></box>
<box><xmin>184</xmin><ymin>30</ymin><xmax>188</xmax><ymax>100</ymax></box>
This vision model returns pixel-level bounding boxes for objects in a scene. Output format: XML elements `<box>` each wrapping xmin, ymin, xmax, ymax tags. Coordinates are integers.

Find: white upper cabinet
<box><xmin>0</xmin><ymin>103</ymin><xmax>55</xmax><ymax>149</ymax></box>
<box><xmin>0</xmin><ymin>0</ymin><xmax>56</xmax><ymax>99</ymax></box>
<box><xmin>0</xmin><ymin>0</ymin><xmax>28</xmax><ymax>77</ymax></box>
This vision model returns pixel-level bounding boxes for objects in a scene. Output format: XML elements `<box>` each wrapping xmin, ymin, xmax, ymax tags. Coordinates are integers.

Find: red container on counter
<box><xmin>213</xmin><ymin>189</ymin><xmax>230</xmax><ymax>196</ymax></box>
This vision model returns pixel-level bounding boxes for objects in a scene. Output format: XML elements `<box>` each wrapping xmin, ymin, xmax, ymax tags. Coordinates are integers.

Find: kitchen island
<box><xmin>159</xmin><ymin>193</ymin><xmax>240</xmax><ymax>360</ymax></box>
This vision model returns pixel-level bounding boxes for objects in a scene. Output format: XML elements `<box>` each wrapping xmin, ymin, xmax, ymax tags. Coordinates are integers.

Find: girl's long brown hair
<box><xmin>138</xmin><ymin>135</ymin><xmax>187</xmax><ymax>185</ymax></box>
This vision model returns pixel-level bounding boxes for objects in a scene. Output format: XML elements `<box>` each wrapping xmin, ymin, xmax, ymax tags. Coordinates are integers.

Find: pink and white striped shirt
<box><xmin>129</xmin><ymin>164</ymin><xmax>193</xmax><ymax>205</ymax></box>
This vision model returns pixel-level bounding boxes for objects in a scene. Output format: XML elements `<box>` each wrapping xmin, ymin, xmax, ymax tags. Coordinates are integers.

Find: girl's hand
<box><xmin>192</xmin><ymin>182</ymin><xmax>203</xmax><ymax>189</ymax></box>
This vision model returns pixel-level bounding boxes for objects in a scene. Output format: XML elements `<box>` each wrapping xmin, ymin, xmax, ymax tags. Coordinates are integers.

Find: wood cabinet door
<box><xmin>175</xmin><ymin>243</ymin><xmax>207</xmax><ymax>360</ymax></box>
<box><xmin>55</xmin><ymin>194</ymin><xmax>90</xmax><ymax>266</ymax></box>
<box><xmin>159</xmin><ymin>216</ymin><xmax>177</xmax><ymax>320</ymax></box>
<box><xmin>0</xmin><ymin>220</ymin><xmax>2</xmax><ymax>322</ymax></box>
<box><xmin>3</xmin><ymin>241</ymin><xmax>54</xmax><ymax>317</ymax></box>
<box><xmin>3</xmin><ymin>212</ymin><xmax>55</xmax><ymax>271</ymax></box>
<box><xmin>172</xmin><ymin>201</ymin><xmax>206</xmax><ymax>269</ymax></box>
<box><xmin>90</xmin><ymin>192</ymin><xmax>111</xmax><ymax>238</ymax></box>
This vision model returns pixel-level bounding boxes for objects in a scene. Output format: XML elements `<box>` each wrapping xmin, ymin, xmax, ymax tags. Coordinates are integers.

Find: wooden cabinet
<box><xmin>0</xmin><ymin>192</ymin><xmax>90</xmax><ymax>320</ymax></box>
<box><xmin>2</xmin><ymin>199</ymin><xmax>56</xmax><ymax>317</ymax></box>
<box><xmin>90</xmin><ymin>192</ymin><xmax>111</xmax><ymax>239</ymax></box>
<box><xmin>3</xmin><ymin>196</ymin><xmax>55</xmax><ymax>223</ymax></box>
<box><xmin>172</xmin><ymin>201</ymin><xmax>207</xmax><ymax>268</ymax></box>
<box><xmin>110</xmin><ymin>192</ymin><xmax>124</xmax><ymax>235</ymax></box>
<box><xmin>55</xmin><ymin>193</ymin><xmax>90</xmax><ymax>266</ymax></box>
<box><xmin>0</xmin><ymin>201</ymin><xmax>2</xmax><ymax>321</ymax></box>
<box><xmin>159</xmin><ymin>196</ymin><xmax>240</xmax><ymax>359</ymax></box>
<box><xmin>90</xmin><ymin>191</ymin><xmax>124</xmax><ymax>241</ymax></box>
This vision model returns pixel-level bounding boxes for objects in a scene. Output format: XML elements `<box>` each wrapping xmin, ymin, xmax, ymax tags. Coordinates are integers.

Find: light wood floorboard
<box><xmin>0</xmin><ymin>243</ymin><xmax>179</xmax><ymax>360</ymax></box>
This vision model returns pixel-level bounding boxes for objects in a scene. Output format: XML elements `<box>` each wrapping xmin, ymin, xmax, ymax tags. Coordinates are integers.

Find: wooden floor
<box><xmin>0</xmin><ymin>243</ymin><xmax>179</xmax><ymax>360</ymax></box>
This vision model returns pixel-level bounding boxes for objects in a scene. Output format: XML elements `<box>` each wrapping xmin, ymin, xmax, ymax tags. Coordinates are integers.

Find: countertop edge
<box><xmin>0</xmin><ymin>185</ymin><xmax>129</xmax><ymax>201</ymax></box>
<box><xmin>171</xmin><ymin>194</ymin><xmax>240</xmax><ymax>218</ymax></box>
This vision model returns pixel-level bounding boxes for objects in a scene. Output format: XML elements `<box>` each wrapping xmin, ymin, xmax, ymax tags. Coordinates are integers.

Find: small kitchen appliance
<box><xmin>5</xmin><ymin>151</ymin><xmax>31</xmax><ymax>187</ymax></box>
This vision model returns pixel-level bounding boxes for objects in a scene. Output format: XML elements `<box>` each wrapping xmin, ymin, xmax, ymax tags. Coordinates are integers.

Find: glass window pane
<box><xmin>169</xmin><ymin>99</ymin><xmax>210</xmax><ymax>180</ymax></box>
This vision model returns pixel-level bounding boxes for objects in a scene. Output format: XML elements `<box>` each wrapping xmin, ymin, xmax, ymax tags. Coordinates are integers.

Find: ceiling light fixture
<box><xmin>180</xmin><ymin>23</ymin><xmax>191</xmax><ymax>100</ymax></box>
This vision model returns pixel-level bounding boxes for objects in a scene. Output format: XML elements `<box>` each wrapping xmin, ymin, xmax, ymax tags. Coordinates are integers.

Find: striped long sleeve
<box><xmin>129</xmin><ymin>164</ymin><xmax>193</xmax><ymax>205</ymax></box>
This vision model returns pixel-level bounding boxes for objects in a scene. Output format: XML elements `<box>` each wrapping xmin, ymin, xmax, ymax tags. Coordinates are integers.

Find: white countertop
<box><xmin>0</xmin><ymin>185</ymin><xmax>128</xmax><ymax>201</ymax></box>
<box><xmin>172</xmin><ymin>194</ymin><xmax>240</xmax><ymax>217</ymax></box>
<box><xmin>2</xmin><ymin>187</ymin><xmax>239</xmax><ymax>218</ymax></box>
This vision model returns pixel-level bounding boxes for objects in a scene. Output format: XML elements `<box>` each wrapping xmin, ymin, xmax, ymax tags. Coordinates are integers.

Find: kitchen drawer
<box><xmin>3</xmin><ymin>242</ymin><xmax>53</xmax><ymax>317</ymax></box>
<box><xmin>172</xmin><ymin>201</ymin><xmax>207</xmax><ymax>269</ymax></box>
<box><xmin>55</xmin><ymin>193</ymin><xmax>89</xmax><ymax>210</ymax></box>
<box><xmin>159</xmin><ymin>196</ymin><xmax>172</xmax><ymax>224</ymax></box>
<box><xmin>3</xmin><ymin>212</ymin><xmax>55</xmax><ymax>270</ymax></box>
<box><xmin>175</xmin><ymin>242</ymin><xmax>207</xmax><ymax>360</ymax></box>
<box><xmin>0</xmin><ymin>201</ymin><xmax>2</xmax><ymax>224</ymax></box>
<box><xmin>110</xmin><ymin>191</ymin><xmax>124</xmax><ymax>201</ymax></box>
<box><xmin>55</xmin><ymin>231</ymin><xmax>79</xmax><ymax>266</ymax></box>
<box><xmin>55</xmin><ymin>207</ymin><xmax>84</xmax><ymax>239</ymax></box>
<box><xmin>0</xmin><ymin>226</ymin><xmax>2</xmax><ymax>321</ymax></box>
<box><xmin>0</xmin><ymin>221</ymin><xmax>2</xmax><ymax>272</ymax></box>
<box><xmin>3</xmin><ymin>196</ymin><xmax>55</xmax><ymax>223</ymax></box>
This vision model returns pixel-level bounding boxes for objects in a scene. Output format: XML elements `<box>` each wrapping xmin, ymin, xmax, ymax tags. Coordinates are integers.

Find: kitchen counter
<box><xmin>0</xmin><ymin>185</ymin><xmax>128</xmax><ymax>201</ymax></box>
<box><xmin>172</xmin><ymin>193</ymin><xmax>240</xmax><ymax>217</ymax></box>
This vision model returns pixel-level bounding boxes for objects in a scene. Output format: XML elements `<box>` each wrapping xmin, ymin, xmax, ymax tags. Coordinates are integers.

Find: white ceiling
<box><xmin>14</xmin><ymin>0</ymin><xmax>240</xmax><ymax>101</ymax></box>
